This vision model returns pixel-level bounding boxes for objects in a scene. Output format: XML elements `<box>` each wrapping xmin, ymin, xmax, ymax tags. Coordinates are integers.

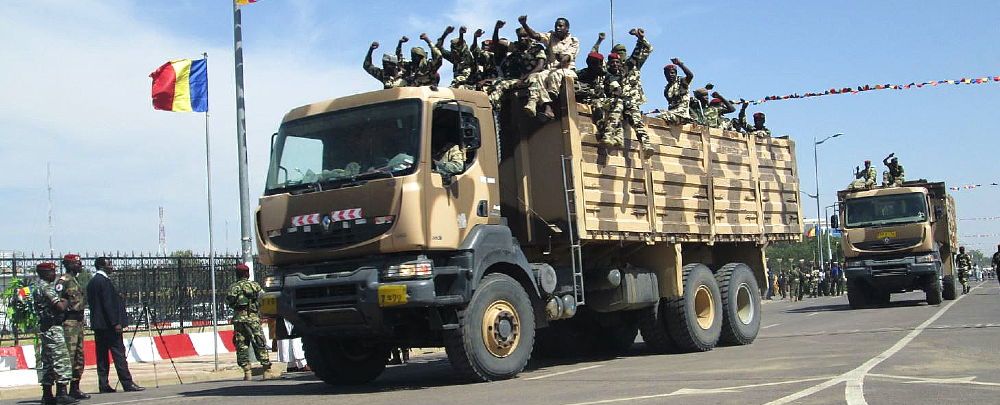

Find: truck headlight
<box><xmin>916</xmin><ymin>254</ymin><xmax>936</xmax><ymax>263</ymax></box>
<box><xmin>384</xmin><ymin>258</ymin><xmax>433</xmax><ymax>279</ymax></box>
<box><xmin>263</xmin><ymin>275</ymin><xmax>283</xmax><ymax>291</ymax></box>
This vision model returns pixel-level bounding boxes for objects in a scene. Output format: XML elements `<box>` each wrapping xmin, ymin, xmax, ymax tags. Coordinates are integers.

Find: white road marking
<box><xmin>869</xmin><ymin>373</ymin><xmax>1000</xmax><ymax>387</ymax></box>
<box><xmin>100</xmin><ymin>395</ymin><xmax>184</xmax><ymax>405</ymax></box>
<box><xmin>558</xmin><ymin>376</ymin><xmax>834</xmax><ymax>405</ymax></box>
<box><xmin>761</xmin><ymin>323</ymin><xmax>781</xmax><ymax>329</ymax></box>
<box><xmin>525</xmin><ymin>364</ymin><xmax>604</xmax><ymax>380</ymax></box>
<box><xmin>806</xmin><ymin>313</ymin><xmax>820</xmax><ymax>317</ymax></box>
<box><xmin>763</xmin><ymin>283</ymin><xmax>973</xmax><ymax>405</ymax></box>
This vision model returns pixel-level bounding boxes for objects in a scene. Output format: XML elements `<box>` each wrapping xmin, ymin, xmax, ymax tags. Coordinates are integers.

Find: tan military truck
<box><xmin>833</xmin><ymin>180</ymin><xmax>958</xmax><ymax>309</ymax></box>
<box><xmin>255</xmin><ymin>79</ymin><xmax>803</xmax><ymax>384</ymax></box>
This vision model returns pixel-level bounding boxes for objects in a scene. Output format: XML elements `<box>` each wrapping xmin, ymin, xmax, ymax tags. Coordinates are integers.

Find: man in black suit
<box><xmin>86</xmin><ymin>257</ymin><xmax>144</xmax><ymax>393</ymax></box>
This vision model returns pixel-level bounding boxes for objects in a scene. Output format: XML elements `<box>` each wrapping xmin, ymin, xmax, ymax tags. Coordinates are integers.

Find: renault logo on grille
<box><xmin>322</xmin><ymin>215</ymin><xmax>332</xmax><ymax>231</ymax></box>
<box><xmin>883</xmin><ymin>237</ymin><xmax>890</xmax><ymax>244</ymax></box>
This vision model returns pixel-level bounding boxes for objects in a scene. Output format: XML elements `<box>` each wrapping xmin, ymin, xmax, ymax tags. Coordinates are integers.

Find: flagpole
<box><xmin>203</xmin><ymin>51</ymin><xmax>219</xmax><ymax>372</ymax></box>
<box><xmin>232</xmin><ymin>0</ymin><xmax>255</xmax><ymax>278</ymax></box>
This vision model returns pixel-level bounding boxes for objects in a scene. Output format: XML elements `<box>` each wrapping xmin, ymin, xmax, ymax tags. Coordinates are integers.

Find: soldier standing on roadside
<box><xmin>58</xmin><ymin>254</ymin><xmax>90</xmax><ymax>400</ymax></box>
<box><xmin>956</xmin><ymin>246</ymin><xmax>973</xmax><ymax>294</ymax></box>
<box><xmin>34</xmin><ymin>262</ymin><xmax>79</xmax><ymax>405</ymax></box>
<box><xmin>226</xmin><ymin>264</ymin><xmax>275</xmax><ymax>381</ymax></box>
<box><xmin>991</xmin><ymin>244</ymin><xmax>1000</xmax><ymax>285</ymax></box>
<box><xmin>788</xmin><ymin>265</ymin><xmax>801</xmax><ymax>302</ymax></box>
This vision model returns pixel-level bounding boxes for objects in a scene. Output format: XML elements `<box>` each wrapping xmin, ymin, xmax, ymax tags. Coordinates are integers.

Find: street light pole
<box><xmin>814</xmin><ymin>133</ymin><xmax>844</xmax><ymax>273</ymax></box>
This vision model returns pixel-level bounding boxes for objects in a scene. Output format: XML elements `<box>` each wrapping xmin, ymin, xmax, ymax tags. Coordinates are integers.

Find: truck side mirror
<box><xmin>461</xmin><ymin>114</ymin><xmax>481</xmax><ymax>151</ymax></box>
<box><xmin>934</xmin><ymin>205</ymin><xmax>943</xmax><ymax>219</ymax></box>
<box><xmin>830</xmin><ymin>214</ymin><xmax>839</xmax><ymax>229</ymax></box>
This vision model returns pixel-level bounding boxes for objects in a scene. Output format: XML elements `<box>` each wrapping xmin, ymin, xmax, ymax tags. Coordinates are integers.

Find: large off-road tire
<box><xmin>445</xmin><ymin>273</ymin><xmax>535</xmax><ymax>382</ymax></box>
<box><xmin>715</xmin><ymin>263</ymin><xmax>762</xmax><ymax>345</ymax></box>
<box><xmin>923</xmin><ymin>276</ymin><xmax>943</xmax><ymax>305</ymax></box>
<box><xmin>596</xmin><ymin>311</ymin><xmax>640</xmax><ymax>353</ymax></box>
<box><xmin>638</xmin><ymin>300</ymin><xmax>675</xmax><ymax>352</ymax></box>
<box><xmin>942</xmin><ymin>275</ymin><xmax>959</xmax><ymax>300</ymax></box>
<box><xmin>847</xmin><ymin>279</ymin><xmax>868</xmax><ymax>309</ymax></box>
<box><xmin>303</xmin><ymin>335</ymin><xmax>388</xmax><ymax>385</ymax></box>
<box><xmin>665</xmin><ymin>263</ymin><xmax>723</xmax><ymax>352</ymax></box>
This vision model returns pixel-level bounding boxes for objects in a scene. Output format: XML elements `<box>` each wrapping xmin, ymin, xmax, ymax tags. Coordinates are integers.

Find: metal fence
<box><xmin>1</xmin><ymin>253</ymin><xmax>271</xmax><ymax>344</ymax></box>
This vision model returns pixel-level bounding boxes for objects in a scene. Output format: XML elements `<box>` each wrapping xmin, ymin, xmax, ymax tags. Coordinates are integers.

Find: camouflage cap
<box><xmin>611</xmin><ymin>44</ymin><xmax>627</xmax><ymax>54</ymax></box>
<box><xmin>411</xmin><ymin>47</ymin><xmax>427</xmax><ymax>58</ymax></box>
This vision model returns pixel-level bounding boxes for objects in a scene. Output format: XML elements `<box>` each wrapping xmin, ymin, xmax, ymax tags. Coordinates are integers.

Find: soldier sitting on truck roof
<box><xmin>470</xmin><ymin>28</ymin><xmax>497</xmax><ymax>90</ymax></box>
<box><xmin>659</xmin><ymin>58</ymin><xmax>694</xmax><ymax>123</ymax></box>
<box><xmin>518</xmin><ymin>15</ymin><xmax>579</xmax><ymax>120</ymax></box>
<box><xmin>436</xmin><ymin>26</ymin><xmax>477</xmax><ymax>90</ymax></box>
<box><xmin>364</xmin><ymin>42</ymin><xmax>408</xmax><ymax>89</ymax></box>
<box><xmin>399</xmin><ymin>33</ymin><xmax>444</xmax><ymax>87</ymax></box>
<box><xmin>881</xmin><ymin>153</ymin><xmax>905</xmax><ymax>187</ymax></box>
<box><xmin>849</xmin><ymin>160</ymin><xmax>878</xmax><ymax>190</ymax></box>
<box><xmin>487</xmin><ymin>22</ymin><xmax>546</xmax><ymax>109</ymax></box>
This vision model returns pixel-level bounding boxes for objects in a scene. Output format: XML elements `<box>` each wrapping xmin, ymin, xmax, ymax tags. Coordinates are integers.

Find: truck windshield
<box><xmin>265</xmin><ymin>99</ymin><xmax>421</xmax><ymax>194</ymax></box>
<box><xmin>844</xmin><ymin>192</ymin><xmax>928</xmax><ymax>228</ymax></box>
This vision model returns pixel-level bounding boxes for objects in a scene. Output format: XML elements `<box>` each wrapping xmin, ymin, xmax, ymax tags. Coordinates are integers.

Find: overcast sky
<box><xmin>2</xmin><ymin>0</ymin><xmax>998</xmax><ymax>256</ymax></box>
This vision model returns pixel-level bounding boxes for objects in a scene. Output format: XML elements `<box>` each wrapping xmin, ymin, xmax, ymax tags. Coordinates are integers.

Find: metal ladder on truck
<box><xmin>560</xmin><ymin>155</ymin><xmax>585</xmax><ymax>306</ymax></box>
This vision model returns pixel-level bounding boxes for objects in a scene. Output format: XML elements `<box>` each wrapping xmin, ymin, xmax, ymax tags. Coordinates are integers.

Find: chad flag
<box><xmin>150</xmin><ymin>58</ymin><xmax>208</xmax><ymax>112</ymax></box>
<box><xmin>806</xmin><ymin>226</ymin><xmax>817</xmax><ymax>238</ymax></box>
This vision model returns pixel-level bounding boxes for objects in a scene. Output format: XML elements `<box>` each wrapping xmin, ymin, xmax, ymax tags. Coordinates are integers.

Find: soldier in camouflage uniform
<box><xmin>737</xmin><ymin>103</ymin><xmax>772</xmax><ymax>138</ymax></box>
<box><xmin>519</xmin><ymin>15</ymin><xmax>579</xmax><ymax>120</ymax></box>
<box><xmin>58</xmin><ymin>254</ymin><xmax>90</xmax><ymax>400</ymax></box>
<box><xmin>850</xmin><ymin>160</ymin><xmax>878</xmax><ymax>190</ymax></box>
<box><xmin>788</xmin><ymin>265</ymin><xmax>801</xmax><ymax>302</ymax></box>
<box><xmin>364</xmin><ymin>42</ymin><xmax>407</xmax><ymax>89</ymax></box>
<box><xmin>882</xmin><ymin>153</ymin><xmax>905</xmax><ymax>187</ymax></box>
<box><xmin>471</xmin><ymin>28</ymin><xmax>497</xmax><ymax>90</ymax></box>
<box><xmin>436</xmin><ymin>26</ymin><xmax>477</xmax><ymax>89</ymax></box>
<box><xmin>608</xmin><ymin>28</ymin><xmax>653</xmax><ymax>151</ymax></box>
<box><xmin>700</xmin><ymin>90</ymin><xmax>736</xmax><ymax>129</ymax></box>
<box><xmin>575</xmin><ymin>51</ymin><xmax>606</xmax><ymax>103</ymax></box>
<box><xmin>33</xmin><ymin>262</ymin><xmax>79</xmax><ymax>405</ymax></box>
<box><xmin>956</xmin><ymin>246</ymin><xmax>973</xmax><ymax>294</ymax></box>
<box><xmin>487</xmin><ymin>22</ymin><xmax>545</xmax><ymax>108</ymax></box>
<box><xmin>433</xmin><ymin>141</ymin><xmax>465</xmax><ymax>175</ymax></box>
<box><xmin>400</xmin><ymin>33</ymin><xmax>444</xmax><ymax>87</ymax></box>
<box><xmin>810</xmin><ymin>267</ymin><xmax>822</xmax><ymax>298</ymax></box>
<box><xmin>226</xmin><ymin>264</ymin><xmax>275</xmax><ymax>380</ymax></box>
<box><xmin>660</xmin><ymin>58</ymin><xmax>694</xmax><ymax>123</ymax></box>
<box><xmin>598</xmin><ymin>53</ymin><xmax>626</xmax><ymax>147</ymax></box>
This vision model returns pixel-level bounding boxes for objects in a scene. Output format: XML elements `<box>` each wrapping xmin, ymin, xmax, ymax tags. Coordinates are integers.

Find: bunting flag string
<box><xmin>948</xmin><ymin>182</ymin><xmax>999</xmax><ymax>191</ymax></box>
<box><xmin>724</xmin><ymin>75</ymin><xmax>1000</xmax><ymax>106</ymax></box>
<box><xmin>960</xmin><ymin>216</ymin><xmax>1000</xmax><ymax>221</ymax></box>
<box><xmin>961</xmin><ymin>234</ymin><xmax>1000</xmax><ymax>238</ymax></box>
<box><xmin>235</xmin><ymin>0</ymin><xmax>266</xmax><ymax>5</ymax></box>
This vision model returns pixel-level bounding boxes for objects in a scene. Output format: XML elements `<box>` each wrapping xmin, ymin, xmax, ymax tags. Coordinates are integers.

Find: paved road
<box><xmin>9</xmin><ymin>281</ymin><xmax>998</xmax><ymax>405</ymax></box>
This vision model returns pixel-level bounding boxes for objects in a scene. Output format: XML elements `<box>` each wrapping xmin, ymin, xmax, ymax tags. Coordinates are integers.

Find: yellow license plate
<box><xmin>261</xmin><ymin>294</ymin><xmax>278</xmax><ymax>315</ymax></box>
<box><xmin>877</xmin><ymin>231</ymin><xmax>897</xmax><ymax>239</ymax></box>
<box><xmin>378</xmin><ymin>285</ymin><xmax>408</xmax><ymax>307</ymax></box>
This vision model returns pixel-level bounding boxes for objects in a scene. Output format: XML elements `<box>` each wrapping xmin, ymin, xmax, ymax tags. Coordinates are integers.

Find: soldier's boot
<box><xmin>69</xmin><ymin>381</ymin><xmax>91</xmax><ymax>400</ymax></box>
<box><xmin>243</xmin><ymin>366</ymin><xmax>252</xmax><ymax>381</ymax></box>
<box><xmin>55</xmin><ymin>384</ymin><xmax>80</xmax><ymax>404</ymax></box>
<box><xmin>540</xmin><ymin>104</ymin><xmax>555</xmax><ymax>120</ymax></box>
<box><xmin>42</xmin><ymin>385</ymin><xmax>56</xmax><ymax>405</ymax></box>
<box><xmin>262</xmin><ymin>364</ymin><xmax>278</xmax><ymax>380</ymax></box>
<box><xmin>523</xmin><ymin>99</ymin><xmax>537</xmax><ymax>117</ymax></box>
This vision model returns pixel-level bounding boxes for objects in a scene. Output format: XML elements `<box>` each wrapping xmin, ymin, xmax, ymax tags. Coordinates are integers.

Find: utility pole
<box><xmin>233</xmin><ymin>0</ymin><xmax>255</xmax><ymax>276</ymax></box>
<box><xmin>158</xmin><ymin>206</ymin><xmax>167</xmax><ymax>256</ymax></box>
<box><xmin>47</xmin><ymin>163</ymin><xmax>54</xmax><ymax>258</ymax></box>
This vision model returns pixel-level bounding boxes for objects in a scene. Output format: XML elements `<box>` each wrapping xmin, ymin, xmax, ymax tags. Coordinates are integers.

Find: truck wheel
<box><xmin>444</xmin><ymin>273</ymin><xmax>535</xmax><ymax>382</ymax></box>
<box><xmin>666</xmin><ymin>263</ymin><xmax>723</xmax><ymax>352</ymax></box>
<box><xmin>923</xmin><ymin>276</ymin><xmax>943</xmax><ymax>305</ymax></box>
<box><xmin>638</xmin><ymin>300</ymin><xmax>675</xmax><ymax>352</ymax></box>
<box><xmin>303</xmin><ymin>336</ymin><xmax>388</xmax><ymax>385</ymax></box>
<box><xmin>847</xmin><ymin>280</ymin><xmax>868</xmax><ymax>309</ymax></box>
<box><xmin>715</xmin><ymin>263</ymin><xmax>762</xmax><ymax>345</ymax></box>
<box><xmin>942</xmin><ymin>275</ymin><xmax>959</xmax><ymax>300</ymax></box>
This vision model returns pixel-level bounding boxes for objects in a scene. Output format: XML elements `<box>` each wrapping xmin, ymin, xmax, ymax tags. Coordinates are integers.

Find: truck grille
<box><xmin>852</xmin><ymin>238</ymin><xmax>921</xmax><ymax>252</ymax></box>
<box><xmin>270</xmin><ymin>222</ymin><xmax>392</xmax><ymax>251</ymax></box>
<box><xmin>296</xmin><ymin>284</ymin><xmax>357</xmax><ymax>301</ymax></box>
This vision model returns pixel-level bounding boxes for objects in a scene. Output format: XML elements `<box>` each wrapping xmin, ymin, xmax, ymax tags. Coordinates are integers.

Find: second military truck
<box><xmin>256</xmin><ymin>79</ymin><xmax>803</xmax><ymax>384</ymax></box>
<box><xmin>834</xmin><ymin>180</ymin><xmax>958</xmax><ymax>308</ymax></box>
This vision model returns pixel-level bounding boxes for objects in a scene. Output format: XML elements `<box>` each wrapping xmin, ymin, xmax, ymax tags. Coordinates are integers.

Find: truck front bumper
<box><xmin>844</xmin><ymin>257</ymin><xmax>939</xmax><ymax>291</ymax></box>
<box><xmin>272</xmin><ymin>265</ymin><xmax>468</xmax><ymax>338</ymax></box>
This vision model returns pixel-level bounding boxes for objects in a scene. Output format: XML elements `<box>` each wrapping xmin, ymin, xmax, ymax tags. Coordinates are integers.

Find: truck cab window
<box><xmin>431</xmin><ymin>103</ymin><xmax>478</xmax><ymax>176</ymax></box>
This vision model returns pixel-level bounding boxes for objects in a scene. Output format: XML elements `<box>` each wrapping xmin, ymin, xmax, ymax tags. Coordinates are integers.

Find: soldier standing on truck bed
<box><xmin>598</xmin><ymin>52</ymin><xmax>626</xmax><ymax>147</ymax></box>
<box><xmin>401</xmin><ymin>33</ymin><xmax>444</xmax><ymax>87</ymax></box>
<box><xmin>956</xmin><ymin>246</ymin><xmax>973</xmax><ymax>294</ymax></box>
<box><xmin>470</xmin><ymin>28</ymin><xmax>497</xmax><ymax>90</ymax></box>
<box><xmin>436</xmin><ymin>26</ymin><xmax>477</xmax><ymax>89</ymax></box>
<box><xmin>609</xmin><ymin>28</ymin><xmax>653</xmax><ymax>151</ymax></box>
<box><xmin>57</xmin><ymin>254</ymin><xmax>90</xmax><ymax>400</ymax></box>
<box><xmin>702</xmin><ymin>90</ymin><xmax>737</xmax><ymax>129</ymax></box>
<box><xmin>226</xmin><ymin>264</ymin><xmax>276</xmax><ymax>381</ymax></box>
<box><xmin>737</xmin><ymin>103</ymin><xmax>772</xmax><ymax>138</ymax></box>
<box><xmin>364</xmin><ymin>42</ymin><xmax>407</xmax><ymax>89</ymax></box>
<box><xmin>882</xmin><ymin>153</ymin><xmax>905</xmax><ymax>187</ymax></box>
<box><xmin>660</xmin><ymin>58</ymin><xmax>694</xmax><ymax>123</ymax></box>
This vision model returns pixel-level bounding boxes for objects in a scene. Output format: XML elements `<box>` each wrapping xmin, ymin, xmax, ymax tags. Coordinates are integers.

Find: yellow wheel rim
<box><xmin>481</xmin><ymin>300</ymin><xmax>521</xmax><ymax>358</ymax></box>
<box><xmin>695</xmin><ymin>285</ymin><xmax>715</xmax><ymax>330</ymax></box>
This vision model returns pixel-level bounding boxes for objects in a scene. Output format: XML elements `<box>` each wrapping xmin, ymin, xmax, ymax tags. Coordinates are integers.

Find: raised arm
<box><xmin>472</xmin><ymin>28</ymin><xmax>484</xmax><ymax>51</ymax></box>
<box><xmin>629</xmin><ymin>28</ymin><xmax>652</xmax><ymax>69</ymax></box>
<box><xmin>713</xmin><ymin>91</ymin><xmax>736</xmax><ymax>114</ymax></box>
<box><xmin>492</xmin><ymin>20</ymin><xmax>506</xmax><ymax>65</ymax></box>
<box><xmin>592</xmin><ymin>32</ymin><xmax>605</xmax><ymax>53</ymax></box>
<box><xmin>421</xmin><ymin>33</ymin><xmax>444</xmax><ymax>69</ymax></box>
<box><xmin>883</xmin><ymin>153</ymin><xmax>894</xmax><ymax>166</ymax></box>
<box><xmin>518</xmin><ymin>15</ymin><xmax>542</xmax><ymax>40</ymax></box>
<box><xmin>436</xmin><ymin>26</ymin><xmax>455</xmax><ymax>50</ymax></box>
<box><xmin>396</xmin><ymin>36</ymin><xmax>408</xmax><ymax>62</ymax></box>
<box><xmin>364</xmin><ymin>41</ymin><xmax>381</xmax><ymax>77</ymax></box>
<box><xmin>672</xmin><ymin>58</ymin><xmax>693</xmax><ymax>83</ymax></box>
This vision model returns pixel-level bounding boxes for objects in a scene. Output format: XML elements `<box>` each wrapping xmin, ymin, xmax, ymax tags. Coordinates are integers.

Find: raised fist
<box><xmin>400</xmin><ymin>36</ymin><xmax>409</xmax><ymax>43</ymax></box>
<box><xmin>496</xmin><ymin>20</ymin><xmax>506</xmax><ymax>29</ymax></box>
<box><xmin>419</xmin><ymin>33</ymin><xmax>429</xmax><ymax>41</ymax></box>
<box><xmin>633</xmin><ymin>28</ymin><xmax>645</xmax><ymax>37</ymax></box>
<box><xmin>598</xmin><ymin>32</ymin><xmax>606</xmax><ymax>40</ymax></box>
<box><xmin>518</xmin><ymin>15</ymin><xmax>528</xmax><ymax>24</ymax></box>
<box><xmin>370</xmin><ymin>42</ymin><xmax>379</xmax><ymax>50</ymax></box>
<box><xmin>444</xmin><ymin>26</ymin><xmax>455</xmax><ymax>34</ymax></box>
<box><xmin>475</xmin><ymin>28</ymin><xmax>485</xmax><ymax>37</ymax></box>
<box><xmin>459</xmin><ymin>26</ymin><xmax>467</xmax><ymax>34</ymax></box>
<box><xmin>670</xmin><ymin>57</ymin><xmax>681</xmax><ymax>65</ymax></box>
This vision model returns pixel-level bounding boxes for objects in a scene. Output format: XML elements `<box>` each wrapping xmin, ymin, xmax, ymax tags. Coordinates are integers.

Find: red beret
<box><xmin>664</xmin><ymin>64</ymin><xmax>677</xmax><ymax>70</ymax></box>
<box><xmin>63</xmin><ymin>253</ymin><xmax>81</xmax><ymax>262</ymax></box>
<box><xmin>36</xmin><ymin>262</ymin><xmax>57</xmax><ymax>271</ymax></box>
<box><xmin>710</xmin><ymin>98</ymin><xmax>722</xmax><ymax>105</ymax></box>
<box><xmin>483</xmin><ymin>40</ymin><xmax>492</xmax><ymax>46</ymax></box>
<box><xmin>608</xmin><ymin>52</ymin><xmax>620</xmax><ymax>60</ymax></box>
<box><xmin>587</xmin><ymin>52</ymin><xmax>604</xmax><ymax>60</ymax></box>
<box><xmin>235</xmin><ymin>264</ymin><xmax>250</xmax><ymax>272</ymax></box>
<box><xmin>753</xmin><ymin>112</ymin><xmax>765</xmax><ymax>118</ymax></box>
<box><xmin>865</xmin><ymin>160</ymin><xmax>871</xmax><ymax>164</ymax></box>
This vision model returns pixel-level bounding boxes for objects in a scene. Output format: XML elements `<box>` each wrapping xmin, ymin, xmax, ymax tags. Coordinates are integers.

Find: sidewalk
<box><xmin>0</xmin><ymin>351</ymin><xmax>262</xmax><ymax>401</ymax></box>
